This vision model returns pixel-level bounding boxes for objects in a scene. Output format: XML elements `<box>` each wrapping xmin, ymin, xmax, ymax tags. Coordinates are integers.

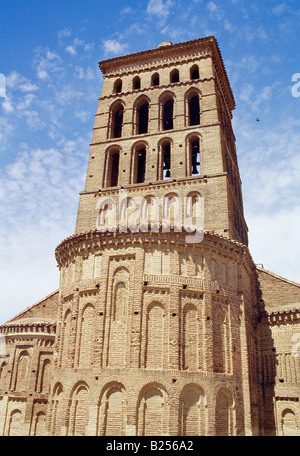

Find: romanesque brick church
<box><xmin>0</xmin><ymin>36</ymin><xmax>299</xmax><ymax>436</ymax></box>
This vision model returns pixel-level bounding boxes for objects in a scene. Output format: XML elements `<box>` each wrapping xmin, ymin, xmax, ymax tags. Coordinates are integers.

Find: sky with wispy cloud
<box><xmin>0</xmin><ymin>0</ymin><xmax>300</xmax><ymax>323</ymax></box>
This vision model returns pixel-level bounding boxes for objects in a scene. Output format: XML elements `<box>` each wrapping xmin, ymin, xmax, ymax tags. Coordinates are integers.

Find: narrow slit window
<box><xmin>112</xmin><ymin>106</ymin><xmax>124</xmax><ymax>138</ymax></box>
<box><xmin>189</xmin><ymin>96</ymin><xmax>200</xmax><ymax>126</ymax></box>
<box><xmin>110</xmin><ymin>152</ymin><xmax>120</xmax><ymax>187</ymax></box>
<box><xmin>191</xmin><ymin>140</ymin><xmax>200</xmax><ymax>175</ymax></box>
<box><xmin>163</xmin><ymin>99</ymin><xmax>174</xmax><ymax>130</ymax></box>
<box><xmin>163</xmin><ymin>144</ymin><xmax>171</xmax><ymax>180</ymax></box>
<box><xmin>137</xmin><ymin>148</ymin><xmax>146</xmax><ymax>183</ymax></box>
<box><xmin>138</xmin><ymin>102</ymin><xmax>149</xmax><ymax>134</ymax></box>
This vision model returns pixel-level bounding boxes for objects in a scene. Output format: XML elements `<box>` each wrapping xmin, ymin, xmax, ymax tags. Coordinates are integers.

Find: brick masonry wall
<box><xmin>0</xmin><ymin>37</ymin><xmax>299</xmax><ymax>436</ymax></box>
<box><xmin>0</xmin><ymin>291</ymin><xmax>57</xmax><ymax>435</ymax></box>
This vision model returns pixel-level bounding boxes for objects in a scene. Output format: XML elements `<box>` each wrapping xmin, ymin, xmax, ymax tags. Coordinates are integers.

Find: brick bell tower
<box><xmin>52</xmin><ymin>37</ymin><xmax>261</xmax><ymax>436</ymax></box>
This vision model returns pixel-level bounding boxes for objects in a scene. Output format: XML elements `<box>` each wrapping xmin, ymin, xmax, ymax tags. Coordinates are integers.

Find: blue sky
<box><xmin>0</xmin><ymin>0</ymin><xmax>300</xmax><ymax>323</ymax></box>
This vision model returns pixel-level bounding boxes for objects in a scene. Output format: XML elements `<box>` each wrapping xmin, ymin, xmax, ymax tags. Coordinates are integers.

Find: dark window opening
<box><xmin>163</xmin><ymin>99</ymin><xmax>174</xmax><ymax>130</ymax></box>
<box><xmin>110</xmin><ymin>152</ymin><xmax>119</xmax><ymax>187</ymax></box>
<box><xmin>170</xmin><ymin>69</ymin><xmax>179</xmax><ymax>83</ymax></box>
<box><xmin>138</xmin><ymin>102</ymin><xmax>149</xmax><ymax>134</ymax></box>
<box><xmin>114</xmin><ymin>79</ymin><xmax>122</xmax><ymax>93</ymax></box>
<box><xmin>137</xmin><ymin>148</ymin><xmax>146</xmax><ymax>183</ymax></box>
<box><xmin>151</xmin><ymin>73</ymin><xmax>160</xmax><ymax>86</ymax></box>
<box><xmin>163</xmin><ymin>144</ymin><xmax>171</xmax><ymax>180</ymax></box>
<box><xmin>112</xmin><ymin>107</ymin><xmax>124</xmax><ymax>138</ymax></box>
<box><xmin>133</xmin><ymin>77</ymin><xmax>141</xmax><ymax>90</ymax></box>
<box><xmin>191</xmin><ymin>140</ymin><xmax>200</xmax><ymax>175</ymax></box>
<box><xmin>189</xmin><ymin>96</ymin><xmax>200</xmax><ymax>126</ymax></box>
<box><xmin>190</xmin><ymin>65</ymin><xmax>199</xmax><ymax>80</ymax></box>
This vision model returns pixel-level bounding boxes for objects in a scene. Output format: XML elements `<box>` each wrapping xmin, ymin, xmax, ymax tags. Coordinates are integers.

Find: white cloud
<box><xmin>146</xmin><ymin>0</ymin><xmax>175</xmax><ymax>24</ymax></box>
<box><xmin>206</xmin><ymin>1</ymin><xmax>217</xmax><ymax>12</ymax></box>
<box><xmin>121</xmin><ymin>6</ymin><xmax>134</xmax><ymax>15</ymax></box>
<box><xmin>76</xmin><ymin>66</ymin><xmax>95</xmax><ymax>80</ymax></box>
<box><xmin>239</xmin><ymin>82</ymin><xmax>276</xmax><ymax>114</ymax></box>
<box><xmin>0</xmin><ymin>117</ymin><xmax>14</xmax><ymax>143</ymax></box>
<box><xmin>272</xmin><ymin>2</ymin><xmax>289</xmax><ymax>16</ymax></box>
<box><xmin>19</xmin><ymin>82</ymin><xmax>39</xmax><ymax>92</ymax></box>
<box><xmin>66</xmin><ymin>45</ymin><xmax>77</xmax><ymax>55</ymax></box>
<box><xmin>65</xmin><ymin>38</ymin><xmax>94</xmax><ymax>56</ymax></box>
<box><xmin>2</xmin><ymin>96</ymin><xmax>14</xmax><ymax>113</ymax></box>
<box><xmin>224</xmin><ymin>19</ymin><xmax>234</xmax><ymax>33</ymax></box>
<box><xmin>16</xmin><ymin>93</ymin><xmax>36</xmax><ymax>111</ymax></box>
<box><xmin>102</xmin><ymin>39</ymin><xmax>128</xmax><ymax>56</ymax></box>
<box><xmin>58</xmin><ymin>28</ymin><xmax>72</xmax><ymax>40</ymax></box>
<box><xmin>75</xmin><ymin>110</ymin><xmax>91</xmax><ymax>123</ymax></box>
<box><xmin>0</xmin><ymin>137</ymin><xmax>87</xmax><ymax>323</ymax></box>
<box><xmin>37</xmin><ymin>69</ymin><xmax>48</xmax><ymax>80</ymax></box>
<box><xmin>4</xmin><ymin>71</ymin><xmax>38</xmax><ymax>94</ymax></box>
<box><xmin>33</xmin><ymin>47</ymin><xmax>63</xmax><ymax>80</ymax></box>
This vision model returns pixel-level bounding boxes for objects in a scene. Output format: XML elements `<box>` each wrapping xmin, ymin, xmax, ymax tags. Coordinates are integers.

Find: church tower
<box><xmin>51</xmin><ymin>37</ymin><xmax>261</xmax><ymax>436</ymax></box>
<box><xmin>2</xmin><ymin>36</ymin><xmax>300</xmax><ymax>437</ymax></box>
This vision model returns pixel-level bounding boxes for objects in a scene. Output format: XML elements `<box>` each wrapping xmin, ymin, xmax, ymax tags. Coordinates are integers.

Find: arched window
<box><xmin>134</xmin><ymin>96</ymin><xmax>150</xmax><ymax>135</ymax></box>
<box><xmin>61</xmin><ymin>309</ymin><xmax>72</xmax><ymax>368</ymax></box>
<box><xmin>145</xmin><ymin>303</ymin><xmax>165</xmax><ymax>369</ymax></box>
<box><xmin>163</xmin><ymin>98</ymin><xmax>174</xmax><ymax>130</ymax></box>
<box><xmin>68</xmin><ymin>383</ymin><xmax>90</xmax><ymax>436</ymax></box>
<box><xmin>215</xmin><ymin>388</ymin><xmax>235</xmax><ymax>436</ymax></box>
<box><xmin>98</xmin><ymin>384</ymin><xmax>126</xmax><ymax>436</ymax></box>
<box><xmin>141</xmin><ymin>195</ymin><xmax>157</xmax><ymax>231</ymax></box>
<box><xmin>187</xmin><ymin>137</ymin><xmax>200</xmax><ymax>175</ymax></box>
<box><xmin>170</xmin><ymin>69</ymin><xmax>179</xmax><ymax>83</ymax></box>
<box><xmin>159</xmin><ymin>92</ymin><xmax>175</xmax><ymax>131</ymax></box>
<box><xmin>133</xmin><ymin>76</ymin><xmax>141</xmax><ymax>90</ymax></box>
<box><xmin>0</xmin><ymin>361</ymin><xmax>7</xmax><ymax>387</ymax></box>
<box><xmin>189</xmin><ymin>95</ymin><xmax>200</xmax><ymax>126</ymax></box>
<box><xmin>190</xmin><ymin>64</ymin><xmax>199</xmax><ymax>80</ymax></box>
<box><xmin>32</xmin><ymin>412</ymin><xmax>46</xmax><ymax>436</ymax></box>
<box><xmin>15</xmin><ymin>351</ymin><xmax>30</xmax><ymax>392</ymax></box>
<box><xmin>282</xmin><ymin>409</ymin><xmax>299</xmax><ymax>436</ymax></box>
<box><xmin>162</xmin><ymin>142</ymin><xmax>171</xmax><ymax>179</ymax></box>
<box><xmin>182</xmin><ymin>304</ymin><xmax>198</xmax><ymax>370</ymax></box>
<box><xmin>110</xmin><ymin>103</ymin><xmax>124</xmax><ymax>138</ymax></box>
<box><xmin>50</xmin><ymin>384</ymin><xmax>63</xmax><ymax>436</ymax></box>
<box><xmin>151</xmin><ymin>72</ymin><xmax>160</xmax><ymax>86</ymax></box>
<box><xmin>8</xmin><ymin>410</ymin><xmax>23</xmax><ymax>436</ymax></box>
<box><xmin>180</xmin><ymin>385</ymin><xmax>206</xmax><ymax>436</ymax></box>
<box><xmin>137</xmin><ymin>384</ymin><xmax>168</xmax><ymax>436</ymax></box>
<box><xmin>78</xmin><ymin>304</ymin><xmax>95</xmax><ymax>368</ymax></box>
<box><xmin>107</xmin><ymin>150</ymin><xmax>120</xmax><ymax>187</ymax></box>
<box><xmin>138</xmin><ymin>102</ymin><xmax>149</xmax><ymax>134</ymax></box>
<box><xmin>163</xmin><ymin>193</ymin><xmax>181</xmax><ymax>231</ymax></box>
<box><xmin>185</xmin><ymin>191</ymin><xmax>203</xmax><ymax>236</ymax></box>
<box><xmin>113</xmin><ymin>79</ymin><xmax>122</xmax><ymax>94</ymax></box>
<box><xmin>39</xmin><ymin>358</ymin><xmax>51</xmax><ymax>393</ymax></box>
<box><xmin>213</xmin><ymin>305</ymin><xmax>230</xmax><ymax>373</ymax></box>
<box><xmin>113</xmin><ymin>282</ymin><xmax>127</xmax><ymax>322</ymax></box>
<box><xmin>107</xmin><ymin>267</ymin><xmax>130</xmax><ymax>367</ymax></box>
<box><xmin>134</xmin><ymin>146</ymin><xmax>146</xmax><ymax>183</ymax></box>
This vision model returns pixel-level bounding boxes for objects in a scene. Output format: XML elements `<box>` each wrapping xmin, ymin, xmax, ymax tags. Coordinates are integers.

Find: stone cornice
<box><xmin>97</xmin><ymin>77</ymin><xmax>215</xmax><ymax>102</ymax></box>
<box><xmin>99</xmin><ymin>36</ymin><xmax>235</xmax><ymax>111</ymax></box>
<box><xmin>79</xmin><ymin>173</ymin><xmax>225</xmax><ymax>196</ymax></box>
<box><xmin>99</xmin><ymin>37</ymin><xmax>214</xmax><ymax>73</ymax></box>
<box><xmin>55</xmin><ymin>228</ymin><xmax>254</xmax><ymax>270</ymax></box>
<box><xmin>260</xmin><ymin>306</ymin><xmax>300</xmax><ymax>325</ymax></box>
<box><xmin>0</xmin><ymin>321</ymin><xmax>56</xmax><ymax>337</ymax></box>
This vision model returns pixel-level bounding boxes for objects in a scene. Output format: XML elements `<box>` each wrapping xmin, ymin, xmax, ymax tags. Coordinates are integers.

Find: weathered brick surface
<box><xmin>0</xmin><ymin>37</ymin><xmax>299</xmax><ymax>436</ymax></box>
